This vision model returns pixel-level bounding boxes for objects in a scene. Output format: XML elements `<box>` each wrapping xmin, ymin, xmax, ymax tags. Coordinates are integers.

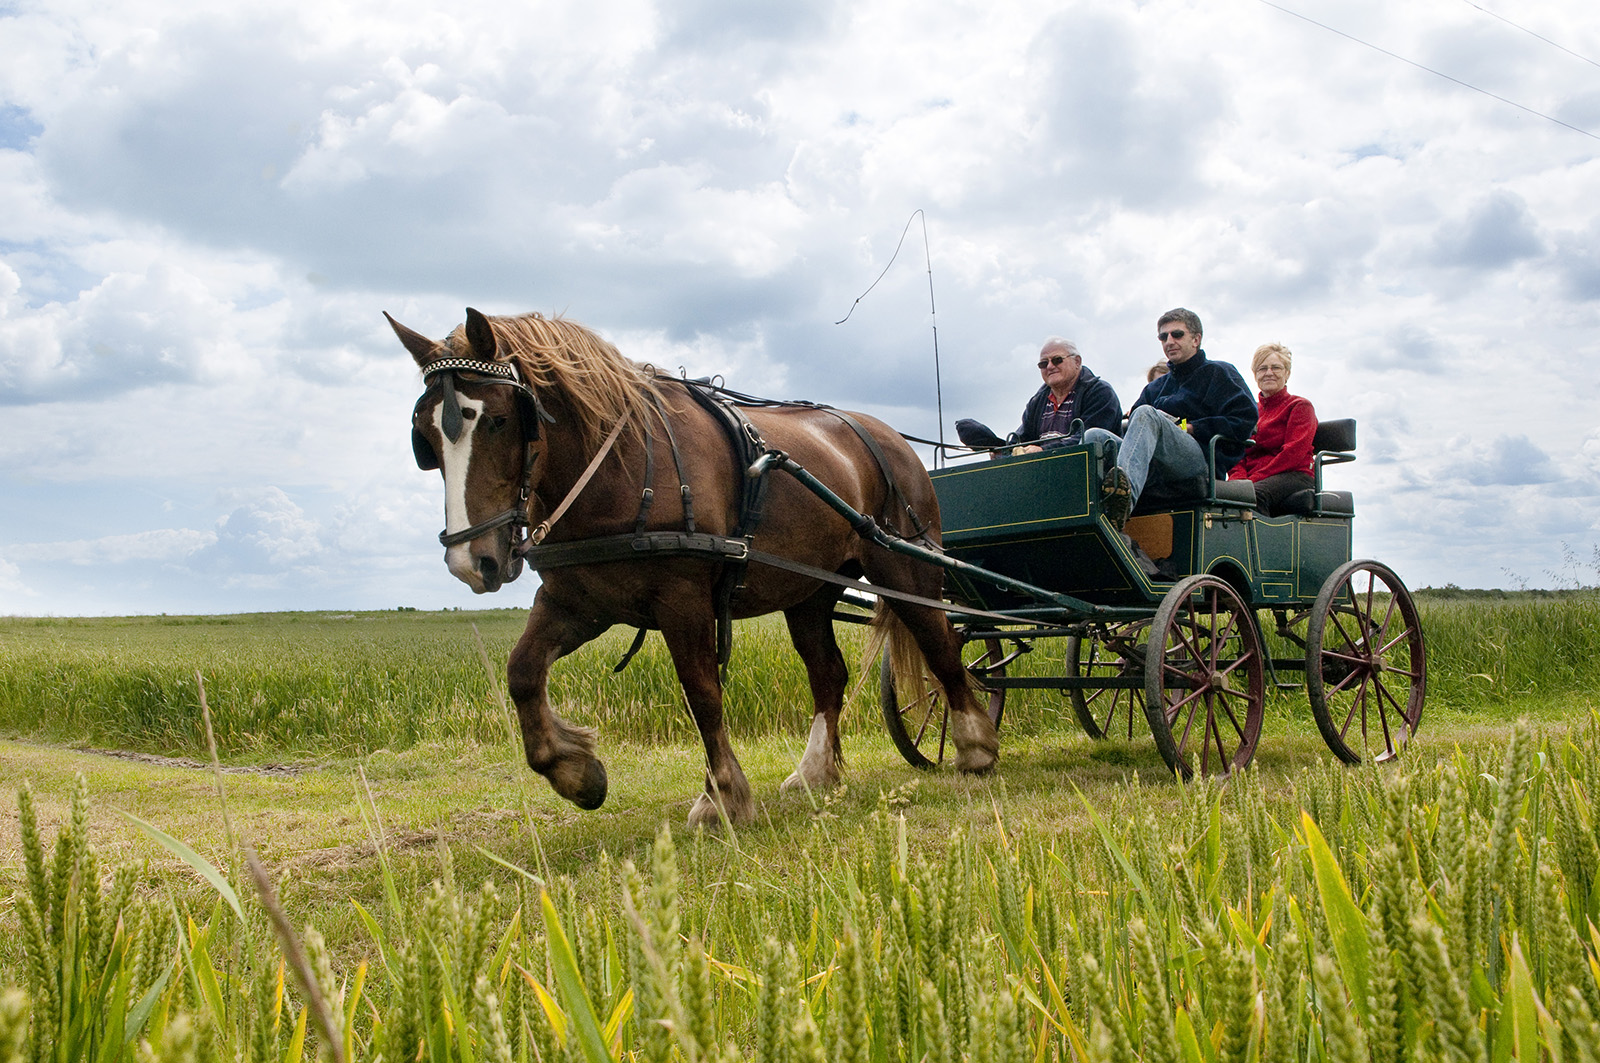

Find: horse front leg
<box><xmin>657</xmin><ymin>597</ymin><xmax>755</xmax><ymax>827</ymax></box>
<box><xmin>780</xmin><ymin>586</ymin><xmax>846</xmax><ymax>795</ymax></box>
<box><xmin>508</xmin><ymin>589</ymin><xmax>611</xmax><ymax>810</ymax></box>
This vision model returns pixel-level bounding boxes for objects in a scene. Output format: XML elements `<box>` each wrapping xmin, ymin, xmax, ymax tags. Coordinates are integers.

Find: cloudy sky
<box><xmin>1</xmin><ymin>0</ymin><xmax>1597</xmax><ymax>616</ymax></box>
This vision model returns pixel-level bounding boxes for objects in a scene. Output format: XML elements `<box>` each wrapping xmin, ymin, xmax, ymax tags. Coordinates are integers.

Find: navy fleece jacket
<box><xmin>1009</xmin><ymin>366</ymin><xmax>1124</xmax><ymax>448</ymax></box>
<box><xmin>1129</xmin><ymin>349</ymin><xmax>1258</xmax><ymax>475</ymax></box>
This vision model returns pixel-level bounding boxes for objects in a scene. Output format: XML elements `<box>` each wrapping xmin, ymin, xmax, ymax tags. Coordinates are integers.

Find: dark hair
<box><xmin>1157</xmin><ymin>307</ymin><xmax>1202</xmax><ymax>338</ymax></box>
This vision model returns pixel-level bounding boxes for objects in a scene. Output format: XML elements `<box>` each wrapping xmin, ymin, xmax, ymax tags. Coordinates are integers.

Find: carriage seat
<box><xmin>1281</xmin><ymin>418</ymin><xmax>1357</xmax><ymax>517</ymax></box>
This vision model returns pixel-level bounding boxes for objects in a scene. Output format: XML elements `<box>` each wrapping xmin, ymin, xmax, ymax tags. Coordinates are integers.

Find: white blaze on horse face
<box><xmin>435</xmin><ymin>395</ymin><xmax>488</xmax><ymax>588</ymax></box>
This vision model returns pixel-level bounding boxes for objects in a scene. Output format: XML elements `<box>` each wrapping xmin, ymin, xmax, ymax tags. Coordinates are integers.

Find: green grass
<box><xmin>4</xmin><ymin>595</ymin><xmax>1599</xmax><ymax>762</ymax></box>
<box><xmin>3</xmin><ymin>600</ymin><xmax>1600</xmax><ymax>1059</ymax></box>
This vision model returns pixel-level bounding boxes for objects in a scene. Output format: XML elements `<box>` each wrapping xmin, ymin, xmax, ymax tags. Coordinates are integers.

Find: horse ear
<box><xmin>385</xmin><ymin>312</ymin><xmax>440</xmax><ymax>367</ymax></box>
<box><xmin>464</xmin><ymin>307</ymin><xmax>497</xmax><ymax>361</ymax></box>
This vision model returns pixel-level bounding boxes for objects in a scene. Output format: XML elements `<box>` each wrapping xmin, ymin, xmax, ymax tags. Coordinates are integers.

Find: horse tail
<box><xmin>863</xmin><ymin>598</ymin><xmax>979</xmax><ymax>710</ymax></box>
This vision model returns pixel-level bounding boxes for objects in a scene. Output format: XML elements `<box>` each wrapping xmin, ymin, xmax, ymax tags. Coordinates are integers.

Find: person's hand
<box><xmin>1018</xmin><ymin>444</ymin><xmax>1044</xmax><ymax>454</ymax></box>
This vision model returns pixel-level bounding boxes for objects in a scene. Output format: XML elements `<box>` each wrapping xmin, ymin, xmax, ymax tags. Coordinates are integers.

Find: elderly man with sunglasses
<box><xmin>1083</xmin><ymin>308</ymin><xmax>1257</xmax><ymax>530</ymax></box>
<box><xmin>956</xmin><ymin>337</ymin><xmax>1122</xmax><ymax>454</ymax></box>
<box><xmin>1010</xmin><ymin>337</ymin><xmax>1124</xmax><ymax>453</ymax></box>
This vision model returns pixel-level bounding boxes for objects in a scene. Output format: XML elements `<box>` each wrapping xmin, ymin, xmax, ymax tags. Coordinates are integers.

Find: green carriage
<box><xmin>874</xmin><ymin>421</ymin><xmax>1426</xmax><ymax>778</ymax></box>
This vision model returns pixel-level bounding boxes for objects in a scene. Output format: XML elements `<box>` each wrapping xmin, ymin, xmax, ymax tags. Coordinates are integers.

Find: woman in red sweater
<box><xmin>1230</xmin><ymin>343</ymin><xmax>1317</xmax><ymax>516</ymax></box>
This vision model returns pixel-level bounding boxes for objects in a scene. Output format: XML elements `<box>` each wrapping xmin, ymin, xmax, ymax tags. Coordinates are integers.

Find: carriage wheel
<box><xmin>1306</xmin><ymin>560</ymin><xmax>1426</xmax><ymax>765</ymax></box>
<box><xmin>880</xmin><ymin>638</ymin><xmax>1005</xmax><ymax>770</ymax></box>
<box><xmin>1143</xmin><ymin>575</ymin><xmax>1266</xmax><ymax>779</ymax></box>
<box><xmin>1065</xmin><ymin>620</ymin><xmax>1151</xmax><ymax>741</ymax></box>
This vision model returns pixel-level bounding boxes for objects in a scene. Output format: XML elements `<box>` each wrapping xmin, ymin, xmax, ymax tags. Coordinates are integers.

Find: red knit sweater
<box><xmin>1230</xmin><ymin>390</ymin><xmax>1316</xmax><ymax>481</ymax></box>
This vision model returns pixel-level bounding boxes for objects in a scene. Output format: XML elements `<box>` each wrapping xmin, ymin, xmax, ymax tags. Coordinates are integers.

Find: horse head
<box><xmin>390</xmin><ymin>308</ymin><xmax>549</xmax><ymax>594</ymax></box>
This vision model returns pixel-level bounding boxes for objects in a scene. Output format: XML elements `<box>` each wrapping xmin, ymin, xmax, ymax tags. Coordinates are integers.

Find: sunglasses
<box><xmin>1158</xmin><ymin>329</ymin><xmax>1188</xmax><ymax>342</ymax></box>
<box><xmin>1037</xmin><ymin>355</ymin><xmax>1069</xmax><ymax>369</ymax></box>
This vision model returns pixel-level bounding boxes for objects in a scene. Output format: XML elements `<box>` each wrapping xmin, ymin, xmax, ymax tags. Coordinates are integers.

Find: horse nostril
<box><xmin>477</xmin><ymin>556</ymin><xmax>499</xmax><ymax>582</ymax></box>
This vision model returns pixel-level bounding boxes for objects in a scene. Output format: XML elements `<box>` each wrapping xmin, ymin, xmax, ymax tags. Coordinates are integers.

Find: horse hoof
<box><xmin>573</xmin><ymin>759</ymin><xmax>608</xmax><ymax>810</ymax></box>
<box><xmin>687</xmin><ymin>793</ymin><xmax>720</xmax><ymax>827</ymax></box>
<box><xmin>780</xmin><ymin>768</ymin><xmax>838</xmax><ymax>795</ymax></box>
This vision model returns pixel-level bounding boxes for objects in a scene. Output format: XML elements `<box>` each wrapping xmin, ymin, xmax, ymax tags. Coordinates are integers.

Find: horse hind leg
<box><xmin>508</xmin><ymin>592</ymin><xmax>610</xmax><ymax>810</ymax></box>
<box><xmin>658</xmin><ymin>600</ymin><xmax>756</xmax><ymax>827</ymax></box>
<box><xmin>881</xmin><ymin>601</ymin><xmax>999</xmax><ymax>774</ymax></box>
<box><xmin>780</xmin><ymin>587</ymin><xmax>847</xmax><ymax>795</ymax></box>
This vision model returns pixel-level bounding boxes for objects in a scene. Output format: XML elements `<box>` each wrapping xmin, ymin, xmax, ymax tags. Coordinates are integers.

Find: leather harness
<box><xmin>516</xmin><ymin>375</ymin><xmax>939</xmax><ymax>672</ymax></box>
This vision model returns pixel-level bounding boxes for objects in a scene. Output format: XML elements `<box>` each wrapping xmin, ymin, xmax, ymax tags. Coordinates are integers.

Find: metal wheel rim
<box><xmin>1306</xmin><ymin>560</ymin><xmax>1426</xmax><ymax>765</ymax></box>
<box><xmin>1143</xmin><ymin>575</ymin><xmax>1266</xmax><ymax>779</ymax></box>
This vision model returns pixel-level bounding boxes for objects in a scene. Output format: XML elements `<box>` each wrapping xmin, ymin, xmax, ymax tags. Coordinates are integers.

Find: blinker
<box><xmin>440</xmin><ymin>373</ymin><xmax>464</xmax><ymax>443</ymax></box>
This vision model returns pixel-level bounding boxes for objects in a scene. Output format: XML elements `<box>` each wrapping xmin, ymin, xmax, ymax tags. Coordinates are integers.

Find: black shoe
<box><xmin>1101</xmin><ymin>467</ymin><xmax>1133</xmax><ymax>531</ymax></box>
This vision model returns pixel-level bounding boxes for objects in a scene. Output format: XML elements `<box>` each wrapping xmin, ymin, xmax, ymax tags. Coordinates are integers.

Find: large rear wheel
<box><xmin>1143</xmin><ymin>575</ymin><xmax>1266</xmax><ymax>779</ymax></box>
<box><xmin>1065</xmin><ymin>620</ymin><xmax>1151</xmax><ymax>741</ymax></box>
<box><xmin>880</xmin><ymin>637</ymin><xmax>1006</xmax><ymax>770</ymax></box>
<box><xmin>1306</xmin><ymin>560</ymin><xmax>1426</xmax><ymax>764</ymax></box>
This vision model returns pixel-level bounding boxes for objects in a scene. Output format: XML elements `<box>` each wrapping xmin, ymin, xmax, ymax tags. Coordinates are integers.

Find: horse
<box><xmin>391</xmin><ymin>307</ymin><xmax>999</xmax><ymax>826</ymax></box>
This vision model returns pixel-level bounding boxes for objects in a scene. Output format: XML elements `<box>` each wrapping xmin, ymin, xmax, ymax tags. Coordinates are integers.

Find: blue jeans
<box><xmin>1084</xmin><ymin>406</ymin><xmax>1210</xmax><ymax>508</ymax></box>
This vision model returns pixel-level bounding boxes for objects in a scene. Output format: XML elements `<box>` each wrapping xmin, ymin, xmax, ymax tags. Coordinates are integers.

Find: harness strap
<box><xmin>613</xmin><ymin>625</ymin><xmax>651</xmax><ymax>673</ymax></box>
<box><xmin>651</xmin><ymin>393</ymin><xmax>695</xmax><ymax>536</ymax></box>
<box><xmin>822</xmin><ymin>409</ymin><xmax>932</xmax><ymax>541</ymax></box>
<box><xmin>527</xmin><ymin>413</ymin><xmax>631</xmax><ymax>548</ymax></box>
<box><xmin>518</xmin><ymin>530</ymin><xmax>1023</xmax><ymax>625</ymax></box>
<box><xmin>635</xmin><ymin>415</ymin><xmax>656</xmax><ymax>534</ymax></box>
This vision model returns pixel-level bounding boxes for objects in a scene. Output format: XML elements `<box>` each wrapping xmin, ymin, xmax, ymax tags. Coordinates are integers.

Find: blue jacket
<box><xmin>1130</xmin><ymin>350</ymin><xmax>1257</xmax><ymax>474</ymax></box>
<box><xmin>1010</xmin><ymin>366</ymin><xmax>1123</xmax><ymax>448</ymax></box>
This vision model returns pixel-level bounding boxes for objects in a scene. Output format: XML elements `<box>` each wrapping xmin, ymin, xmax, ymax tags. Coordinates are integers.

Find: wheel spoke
<box><xmin>1321</xmin><ymin>648</ymin><xmax>1368</xmax><ymax>667</ymax></box>
<box><xmin>936</xmin><ymin>701</ymin><xmax>948</xmax><ymax>763</ymax></box>
<box><xmin>1212</xmin><ymin>686</ymin><xmax>1249</xmax><ymax>740</ymax></box>
<box><xmin>1326</xmin><ymin>666</ymin><xmax>1365</xmax><ymax>695</ymax></box>
<box><xmin>1172</xmin><ymin>617</ymin><xmax>1209</xmax><ymax>672</ymax></box>
<box><xmin>1329</xmin><ymin>607</ymin><xmax>1364</xmax><ymax>654</ymax></box>
<box><xmin>1377</xmin><ymin>622</ymin><xmax>1416</xmax><ymax>657</ymax></box>
<box><xmin>1370</xmin><ymin>674</ymin><xmax>1402</xmax><ymax>747</ymax></box>
<box><xmin>908</xmin><ymin>689</ymin><xmax>939</xmax><ymax>745</ymax></box>
<box><xmin>1339</xmin><ymin>672</ymin><xmax>1370</xmax><ymax>739</ymax></box>
<box><xmin>1173</xmin><ymin>690</ymin><xmax>1203</xmax><ymax>751</ymax></box>
<box><xmin>1215</xmin><ymin>647</ymin><xmax>1259</xmax><ymax>679</ymax></box>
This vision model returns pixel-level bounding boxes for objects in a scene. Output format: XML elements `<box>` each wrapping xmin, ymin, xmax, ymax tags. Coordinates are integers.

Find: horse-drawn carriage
<box><xmin>398</xmin><ymin>307</ymin><xmax>1425</xmax><ymax>823</ymax></box>
<box><xmin>873</xmin><ymin>422</ymin><xmax>1427</xmax><ymax>778</ymax></box>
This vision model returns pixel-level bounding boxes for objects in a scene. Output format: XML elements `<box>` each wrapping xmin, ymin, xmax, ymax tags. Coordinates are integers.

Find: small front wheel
<box><xmin>1143</xmin><ymin>575</ymin><xmax>1266</xmax><ymax>778</ymax></box>
<box><xmin>880</xmin><ymin>637</ymin><xmax>1005</xmax><ymax>770</ymax></box>
<box><xmin>1065</xmin><ymin>620</ymin><xmax>1151</xmax><ymax>741</ymax></box>
<box><xmin>1306</xmin><ymin>560</ymin><xmax>1426</xmax><ymax>764</ymax></box>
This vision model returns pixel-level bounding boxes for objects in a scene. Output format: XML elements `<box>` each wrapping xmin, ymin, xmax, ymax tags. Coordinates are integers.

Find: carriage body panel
<box><xmin>930</xmin><ymin>442</ymin><xmax>1354</xmax><ymax>612</ymax></box>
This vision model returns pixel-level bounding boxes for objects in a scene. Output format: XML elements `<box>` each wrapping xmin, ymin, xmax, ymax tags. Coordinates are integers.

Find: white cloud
<box><xmin>8</xmin><ymin>528</ymin><xmax>216</xmax><ymax>565</ymax></box>
<box><xmin>3</xmin><ymin>0</ymin><xmax>1600</xmax><ymax>611</ymax></box>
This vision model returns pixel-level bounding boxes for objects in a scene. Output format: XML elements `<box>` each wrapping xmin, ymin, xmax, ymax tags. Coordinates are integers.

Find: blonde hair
<box><xmin>1251</xmin><ymin>343</ymin><xmax>1293</xmax><ymax>375</ymax></box>
<box><xmin>444</xmin><ymin>312</ymin><xmax>664</xmax><ymax>453</ymax></box>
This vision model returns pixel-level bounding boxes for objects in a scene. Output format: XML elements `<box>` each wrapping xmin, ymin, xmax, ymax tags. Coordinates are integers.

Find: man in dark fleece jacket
<box><xmin>1083</xmin><ymin>308</ymin><xmax>1257</xmax><ymax>529</ymax></box>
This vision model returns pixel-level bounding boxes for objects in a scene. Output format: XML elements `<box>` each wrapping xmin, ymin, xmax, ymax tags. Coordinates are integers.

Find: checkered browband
<box><xmin>422</xmin><ymin>358</ymin><xmax>518</xmax><ymax>381</ymax></box>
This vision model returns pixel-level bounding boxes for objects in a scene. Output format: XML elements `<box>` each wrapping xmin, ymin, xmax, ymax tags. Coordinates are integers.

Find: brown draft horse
<box><xmin>392</xmin><ymin>308</ymin><xmax>998</xmax><ymax>826</ymax></box>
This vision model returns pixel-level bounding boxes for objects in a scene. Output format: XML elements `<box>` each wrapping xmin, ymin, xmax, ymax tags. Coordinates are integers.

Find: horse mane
<box><xmin>447</xmin><ymin>312</ymin><xmax>663</xmax><ymax>453</ymax></box>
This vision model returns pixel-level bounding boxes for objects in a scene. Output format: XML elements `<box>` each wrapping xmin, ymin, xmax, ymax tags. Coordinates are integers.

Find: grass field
<box><xmin>2</xmin><ymin>597</ymin><xmax>1599</xmax><ymax>1060</ymax></box>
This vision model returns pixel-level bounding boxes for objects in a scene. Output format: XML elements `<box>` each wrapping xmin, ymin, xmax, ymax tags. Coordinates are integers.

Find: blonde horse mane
<box><xmin>446</xmin><ymin>312</ymin><xmax>663</xmax><ymax>453</ymax></box>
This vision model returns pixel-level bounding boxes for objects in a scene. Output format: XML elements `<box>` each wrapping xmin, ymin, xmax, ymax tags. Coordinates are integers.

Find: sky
<box><xmin>1</xmin><ymin>0</ymin><xmax>1598</xmax><ymax>616</ymax></box>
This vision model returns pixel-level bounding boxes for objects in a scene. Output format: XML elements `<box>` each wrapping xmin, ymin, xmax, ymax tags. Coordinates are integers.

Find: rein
<box><xmin>525</xmin><ymin>414</ymin><xmax>631</xmax><ymax>548</ymax></box>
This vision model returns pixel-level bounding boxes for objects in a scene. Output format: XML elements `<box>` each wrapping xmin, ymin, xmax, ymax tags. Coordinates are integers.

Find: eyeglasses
<box><xmin>1037</xmin><ymin>356</ymin><xmax>1068</xmax><ymax>369</ymax></box>
<box><xmin>1158</xmin><ymin>329</ymin><xmax>1187</xmax><ymax>342</ymax></box>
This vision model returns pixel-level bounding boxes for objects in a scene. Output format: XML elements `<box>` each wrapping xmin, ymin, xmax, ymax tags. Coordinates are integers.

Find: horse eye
<box><xmin>461</xmin><ymin>408</ymin><xmax>477</xmax><ymax>420</ymax></box>
<box><xmin>490</xmin><ymin>415</ymin><xmax>508</xmax><ymax>430</ymax></box>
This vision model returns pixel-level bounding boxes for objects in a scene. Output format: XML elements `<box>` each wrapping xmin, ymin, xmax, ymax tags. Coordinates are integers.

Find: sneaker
<box><xmin>1101</xmin><ymin>466</ymin><xmax>1133</xmax><ymax>531</ymax></box>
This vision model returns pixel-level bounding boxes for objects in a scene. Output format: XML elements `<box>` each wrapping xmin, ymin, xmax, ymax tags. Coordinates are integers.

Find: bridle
<box><xmin>411</xmin><ymin>356</ymin><xmax>555</xmax><ymax>555</ymax></box>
